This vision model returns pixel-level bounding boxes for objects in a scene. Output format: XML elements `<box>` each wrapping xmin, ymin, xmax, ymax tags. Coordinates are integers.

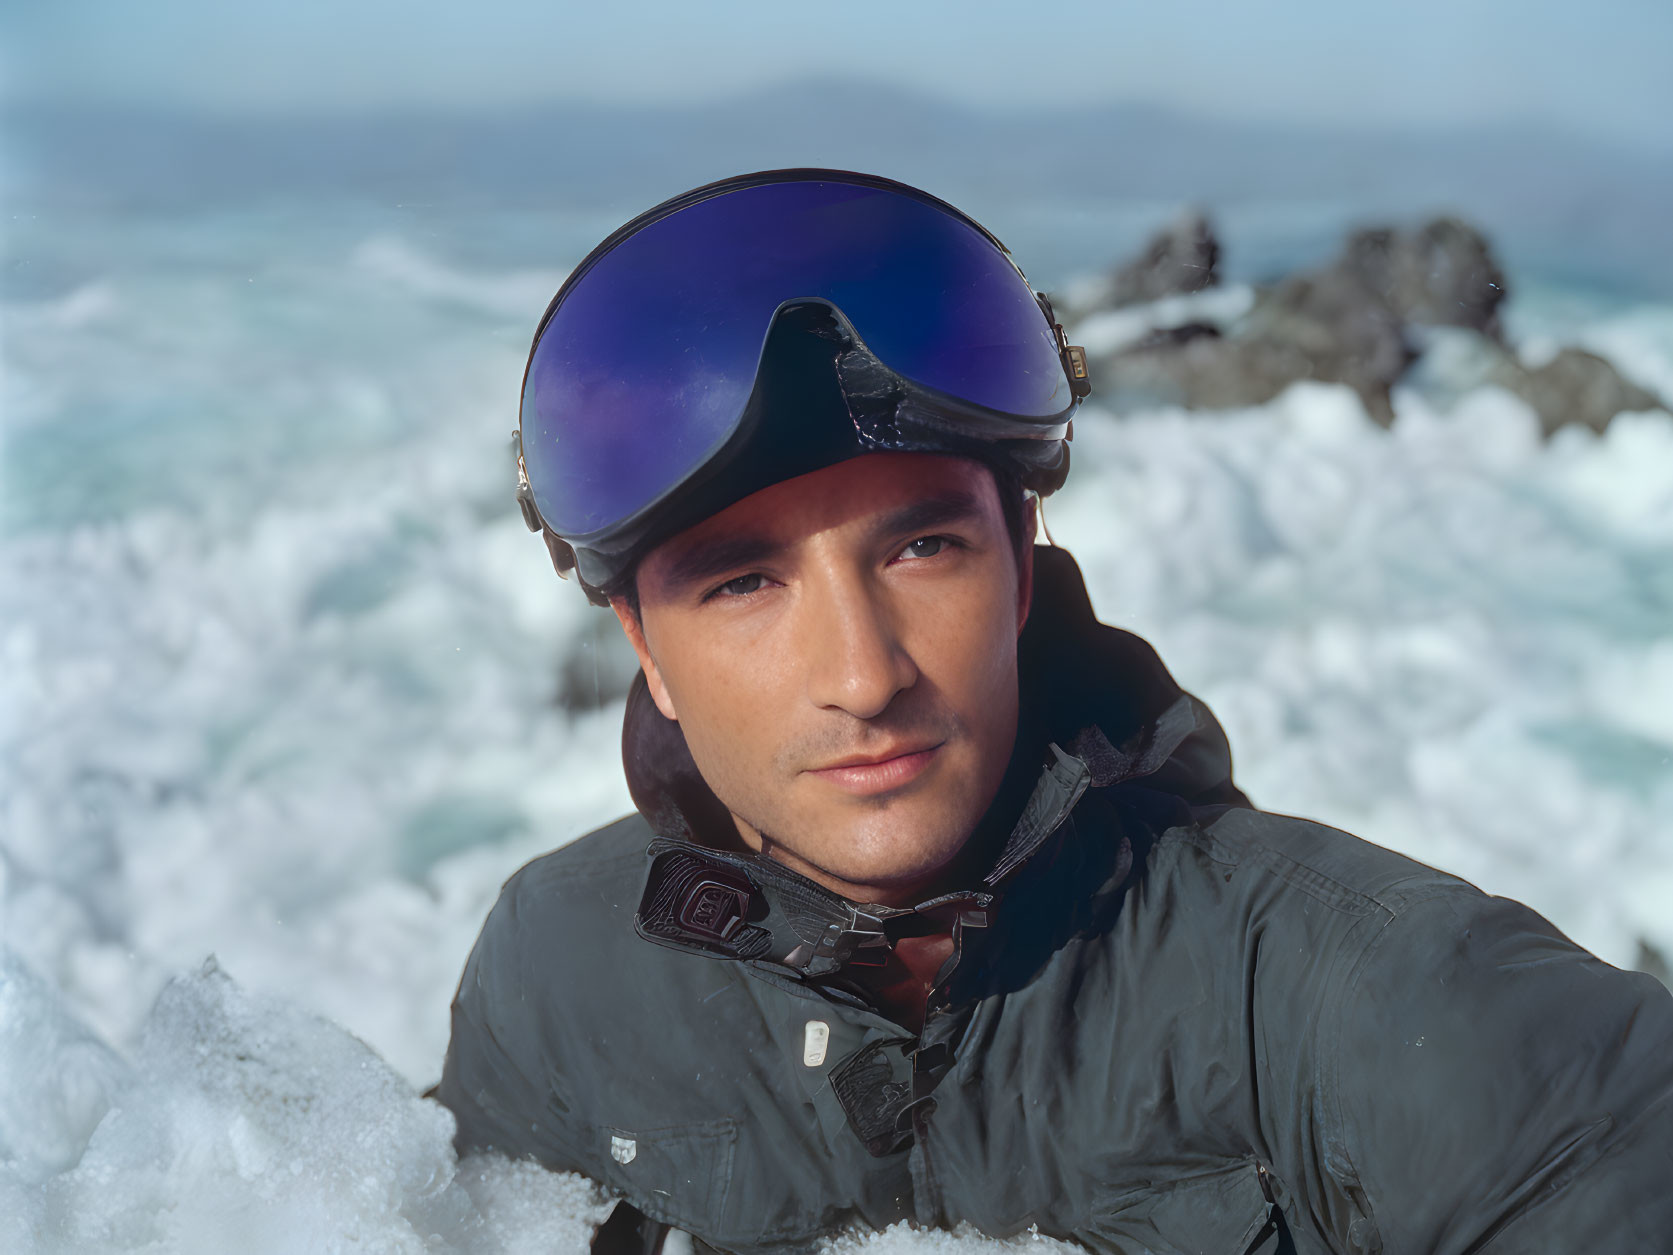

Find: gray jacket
<box><xmin>438</xmin><ymin>548</ymin><xmax>1673</xmax><ymax>1254</ymax></box>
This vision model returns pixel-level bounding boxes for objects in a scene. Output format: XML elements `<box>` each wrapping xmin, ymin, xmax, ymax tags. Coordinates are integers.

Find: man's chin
<box><xmin>768</xmin><ymin>824</ymin><xmax>973</xmax><ymax>904</ymax></box>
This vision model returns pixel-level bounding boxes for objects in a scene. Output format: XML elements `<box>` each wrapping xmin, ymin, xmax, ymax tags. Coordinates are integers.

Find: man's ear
<box><xmin>1016</xmin><ymin>496</ymin><xmax>1038</xmax><ymax>635</ymax></box>
<box><xmin>610</xmin><ymin>599</ymin><xmax>680</xmax><ymax>722</ymax></box>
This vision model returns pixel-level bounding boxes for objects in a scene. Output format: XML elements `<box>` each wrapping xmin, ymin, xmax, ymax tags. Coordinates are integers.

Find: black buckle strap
<box><xmin>637</xmin><ymin>840</ymin><xmax>904</xmax><ymax>976</ymax></box>
<box><xmin>634</xmin><ymin>744</ymin><xmax>1090</xmax><ymax>975</ymax></box>
<box><xmin>635</xmin><ymin>847</ymin><xmax>773</xmax><ymax>961</ymax></box>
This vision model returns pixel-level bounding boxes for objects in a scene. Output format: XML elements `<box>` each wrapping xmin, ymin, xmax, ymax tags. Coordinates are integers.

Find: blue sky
<box><xmin>6</xmin><ymin>0</ymin><xmax>1671</xmax><ymax>150</ymax></box>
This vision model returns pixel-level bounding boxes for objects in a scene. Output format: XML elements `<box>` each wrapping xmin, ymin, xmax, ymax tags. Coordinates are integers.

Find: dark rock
<box><xmin>1076</xmin><ymin>211</ymin><xmax>1657</xmax><ymax>434</ymax></box>
<box><xmin>1242</xmin><ymin>269</ymin><xmax>1416</xmax><ymax>423</ymax></box>
<box><xmin>1129</xmin><ymin>321</ymin><xmax>1224</xmax><ymax>351</ymax></box>
<box><xmin>1080</xmin><ymin>214</ymin><xmax>1511</xmax><ymax>425</ymax></box>
<box><xmin>1339</xmin><ymin>217</ymin><xmax>1508</xmax><ymax>337</ymax></box>
<box><xmin>1091</xmin><ymin>267</ymin><xmax>1414</xmax><ymax>424</ymax></box>
<box><xmin>1083</xmin><ymin>209</ymin><xmax>1221</xmax><ymax>311</ymax></box>
<box><xmin>1487</xmin><ymin>345</ymin><xmax>1665</xmax><ymax>435</ymax></box>
<box><xmin>1090</xmin><ymin>333</ymin><xmax>1300</xmax><ymax>415</ymax></box>
<box><xmin>1400</xmin><ymin>326</ymin><xmax>1668</xmax><ymax>433</ymax></box>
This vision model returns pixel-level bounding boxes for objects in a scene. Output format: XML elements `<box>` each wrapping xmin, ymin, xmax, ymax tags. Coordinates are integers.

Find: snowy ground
<box><xmin>2</xmin><ymin>208</ymin><xmax>1670</xmax><ymax>1252</ymax></box>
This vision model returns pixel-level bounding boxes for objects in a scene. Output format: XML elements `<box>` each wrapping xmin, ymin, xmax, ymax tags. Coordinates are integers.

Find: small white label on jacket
<box><xmin>803</xmin><ymin>1019</ymin><xmax>830</xmax><ymax>1067</ymax></box>
<box><xmin>610</xmin><ymin>1134</ymin><xmax>637</xmax><ymax>1165</ymax></box>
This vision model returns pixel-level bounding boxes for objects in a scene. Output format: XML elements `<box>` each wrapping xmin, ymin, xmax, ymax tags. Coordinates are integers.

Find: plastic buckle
<box><xmin>676</xmin><ymin>876</ymin><xmax>752</xmax><ymax>942</ymax></box>
<box><xmin>635</xmin><ymin>848</ymin><xmax>772</xmax><ymax>961</ymax></box>
<box><xmin>814</xmin><ymin>905</ymin><xmax>891</xmax><ymax>966</ymax></box>
<box><xmin>1037</xmin><ymin>291</ymin><xmax>1091</xmax><ymax>400</ymax></box>
<box><xmin>1053</xmin><ymin>323</ymin><xmax>1092</xmax><ymax>400</ymax></box>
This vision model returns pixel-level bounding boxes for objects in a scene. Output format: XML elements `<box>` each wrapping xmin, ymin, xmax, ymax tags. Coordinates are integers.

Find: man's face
<box><xmin>613</xmin><ymin>452</ymin><xmax>1035</xmax><ymax>906</ymax></box>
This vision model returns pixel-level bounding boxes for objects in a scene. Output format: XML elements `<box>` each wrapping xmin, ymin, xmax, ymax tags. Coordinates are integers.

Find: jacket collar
<box><xmin>622</xmin><ymin>545</ymin><xmax>1245</xmax><ymax>978</ymax></box>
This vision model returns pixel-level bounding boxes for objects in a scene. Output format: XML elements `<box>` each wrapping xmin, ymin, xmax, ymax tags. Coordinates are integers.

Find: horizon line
<box><xmin>5</xmin><ymin>75</ymin><xmax>1667</xmax><ymax>156</ymax></box>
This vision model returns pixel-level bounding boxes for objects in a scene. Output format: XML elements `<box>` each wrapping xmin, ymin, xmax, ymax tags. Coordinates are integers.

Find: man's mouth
<box><xmin>805</xmin><ymin>743</ymin><xmax>944</xmax><ymax>796</ymax></box>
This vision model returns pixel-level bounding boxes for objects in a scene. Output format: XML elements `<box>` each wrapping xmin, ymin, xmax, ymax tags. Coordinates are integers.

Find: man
<box><xmin>438</xmin><ymin>170</ymin><xmax>1673</xmax><ymax>1255</ymax></box>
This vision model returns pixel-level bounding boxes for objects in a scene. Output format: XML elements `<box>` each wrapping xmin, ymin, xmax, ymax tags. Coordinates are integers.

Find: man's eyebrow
<box><xmin>656</xmin><ymin>489</ymin><xmax>988</xmax><ymax>597</ymax></box>
<box><xmin>657</xmin><ymin>533</ymin><xmax>785</xmax><ymax>597</ymax></box>
<box><xmin>872</xmin><ymin>489</ymin><xmax>988</xmax><ymax>543</ymax></box>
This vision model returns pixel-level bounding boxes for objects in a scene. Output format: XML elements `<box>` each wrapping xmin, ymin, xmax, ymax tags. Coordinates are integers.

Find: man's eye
<box><xmin>899</xmin><ymin>536</ymin><xmax>948</xmax><ymax>560</ymax></box>
<box><xmin>712</xmin><ymin>573</ymin><xmax>766</xmax><ymax>598</ymax></box>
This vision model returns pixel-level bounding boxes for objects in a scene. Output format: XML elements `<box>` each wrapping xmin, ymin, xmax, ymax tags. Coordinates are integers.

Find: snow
<box><xmin>0</xmin><ymin>952</ymin><xmax>615</xmax><ymax>1254</ymax></box>
<box><xmin>824</xmin><ymin>1225</ymin><xmax>1080</xmax><ymax>1254</ymax></box>
<box><xmin>2</xmin><ymin>206</ymin><xmax>1669</xmax><ymax>1250</ymax></box>
<box><xmin>1053</xmin><ymin>381</ymin><xmax>1673</xmax><ymax>970</ymax></box>
<box><xmin>1069</xmin><ymin>285</ymin><xmax>1256</xmax><ymax>357</ymax></box>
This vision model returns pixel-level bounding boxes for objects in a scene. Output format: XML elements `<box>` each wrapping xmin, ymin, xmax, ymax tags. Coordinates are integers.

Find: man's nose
<box><xmin>801</xmin><ymin>569</ymin><xmax>918</xmax><ymax>720</ymax></box>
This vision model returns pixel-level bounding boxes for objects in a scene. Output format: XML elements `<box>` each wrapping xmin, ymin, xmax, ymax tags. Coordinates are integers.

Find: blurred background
<box><xmin>2</xmin><ymin>3</ymin><xmax>1671</xmax><ymax>1229</ymax></box>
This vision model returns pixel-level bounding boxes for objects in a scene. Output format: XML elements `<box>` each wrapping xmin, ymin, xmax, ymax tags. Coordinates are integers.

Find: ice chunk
<box><xmin>1</xmin><ymin>956</ymin><xmax>613</xmax><ymax>1254</ymax></box>
<box><xmin>0</xmin><ymin>950</ymin><xmax>128</xmax><ymax>1184</ymax></box>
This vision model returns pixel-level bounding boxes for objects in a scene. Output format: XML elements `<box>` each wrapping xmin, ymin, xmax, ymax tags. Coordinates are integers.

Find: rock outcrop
<box><xmin>1088</xmin><ymin>260</ymin><xmax>1414</xmax><ymax>424</ymax></box>
<box><xmin>1077</xmin><ymin>212</ymin><xmax>1662</xmax><ymax>432</ymax></box>
<box><xmin>1070</xmin><ymin>209</ymin><xmax>1220</xmax><ymax>313</ymax></box>
<box><xmin>1486</xmin><ymin>345</ymin><xmax>1663</xmax><ymax>435</ymax></box>
<box><xmin>1337</xmin><ymin>217</ymin><xmax>1508</xmax><ymax>337</ymax></box>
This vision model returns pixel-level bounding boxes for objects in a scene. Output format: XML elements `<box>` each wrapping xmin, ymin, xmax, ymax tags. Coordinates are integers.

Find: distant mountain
<box><xmin>7</xmin><ymin>78</ymin><xmax>1671</xmax><ymax>294</ymax></box>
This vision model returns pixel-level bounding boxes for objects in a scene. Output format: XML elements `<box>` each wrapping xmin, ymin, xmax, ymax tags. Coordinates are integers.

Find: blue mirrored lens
<box><xmin>522</xmin><ymin>178</ymin><xmax>1069</xmax><ymax>537</ymax></box>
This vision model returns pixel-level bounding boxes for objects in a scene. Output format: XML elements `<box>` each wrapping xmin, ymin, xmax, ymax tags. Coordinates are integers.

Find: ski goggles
<box><xmin>516</xmin><ymin>169</ymin><xmax>1089</xmax><ymax>544</ymax></box>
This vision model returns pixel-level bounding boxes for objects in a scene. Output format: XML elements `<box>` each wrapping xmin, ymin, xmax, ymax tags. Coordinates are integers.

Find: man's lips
<box><xmin>805</xmin><ymin>743</ymin><xmax>944</xmax><ymax>796</ymax></box>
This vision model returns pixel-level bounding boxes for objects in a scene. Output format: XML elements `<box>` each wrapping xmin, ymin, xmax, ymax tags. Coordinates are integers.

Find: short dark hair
<box><xmin>602</xmin><ymin>457</ymin><xmax>1033</xmax><ymax>620</ymax></box>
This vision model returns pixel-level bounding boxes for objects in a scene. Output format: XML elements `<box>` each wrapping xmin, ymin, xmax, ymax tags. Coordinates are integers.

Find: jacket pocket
<box><xmin>1082</xmin><ymin>1159</ymin><xmax>1279</xmax><ymax>1255</ymax></box>
<box><xmin>594</xmin><ymin>1117</ymin><xmax>739</xmax><ymax>1235</ymax></box>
